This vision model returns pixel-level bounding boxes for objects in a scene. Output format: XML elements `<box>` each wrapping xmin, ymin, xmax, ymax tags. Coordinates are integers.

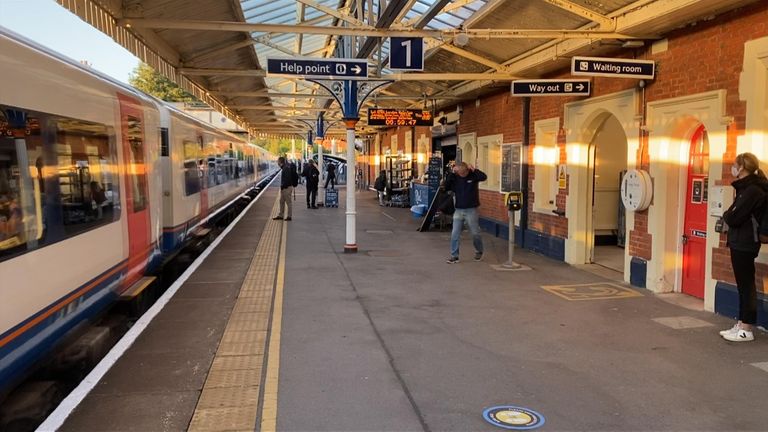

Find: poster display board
<box><xmin>501</xmin><ymin>144</ymin><xmax>523</xmax><ymax>192</ymax></box>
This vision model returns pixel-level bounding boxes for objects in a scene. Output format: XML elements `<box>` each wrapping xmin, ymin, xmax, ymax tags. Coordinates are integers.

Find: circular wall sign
<box><xmin>621</xmin><ymin>169</ymin><xmax>653</xmax><ymax>211</ymax></box>
<box><xmin>482</xmin><ymin>406</ymin><xmax>545</xmax><ymax>430</ymax></box>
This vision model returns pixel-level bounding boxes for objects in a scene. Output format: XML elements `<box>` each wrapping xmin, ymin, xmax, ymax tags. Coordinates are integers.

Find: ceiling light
<box><xmin>622</xmin><ymin>40</ymin><xmax>645</xmax><ymax>48</ymax></box>
<box><xmin>454</xmin><ymin>33</ymin><xmax>470</xmax><ymax>47</ymax></box>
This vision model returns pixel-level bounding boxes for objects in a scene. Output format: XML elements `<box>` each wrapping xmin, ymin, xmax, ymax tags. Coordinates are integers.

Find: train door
<box><xmin>681</xmin><ymin>126</ymin><xmax>709</xmax><ymax>299</ymax></box>
<box><xmin>118</xmin><ymin>95</ymin><xmax>151</xmax><ymax>286</ymax></box>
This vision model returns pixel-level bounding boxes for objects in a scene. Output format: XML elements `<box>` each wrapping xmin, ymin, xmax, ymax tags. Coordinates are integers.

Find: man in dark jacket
<box><xmin>273</xmin><ymin>157</ymin><xmax>294</xmax><ymax>221</ymax></box>
<box><xmin>302</xmin><ymin>160</ymin><xmax>320</xmax><ymax>209</ymax></box>
<box><xmin>325</xmin><ymin>162</ymin><xmax>337</xmax><ymax>189</ymax></box>
<box><xmin>443</xmin><ymin>162</ymin><xmax>487</xmax><ymax>263</ymax></box>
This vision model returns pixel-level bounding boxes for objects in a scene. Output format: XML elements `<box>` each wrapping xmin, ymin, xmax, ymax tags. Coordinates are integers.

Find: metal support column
<box><xmin>342</xmin><ymin>80</ymin><xmax>359</xmax><ymax>253</ymax></box>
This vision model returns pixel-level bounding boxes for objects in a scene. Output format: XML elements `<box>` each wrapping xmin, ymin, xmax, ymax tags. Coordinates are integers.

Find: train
<box><xmin>0</xmin><ymin>27</ymin><xmax>277</xmax><ymax>399</ymax></box>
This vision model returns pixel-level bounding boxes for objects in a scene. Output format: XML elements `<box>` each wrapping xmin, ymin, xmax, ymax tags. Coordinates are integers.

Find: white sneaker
<box><xmin>719</xmin><ymin>323</ymin><xmax>740</xmax><ymax>337</ymax></box>
<box><xmin>723</xmin><ymin>329</ymin><xmax>755</xmax><ymax>342</ymax></box>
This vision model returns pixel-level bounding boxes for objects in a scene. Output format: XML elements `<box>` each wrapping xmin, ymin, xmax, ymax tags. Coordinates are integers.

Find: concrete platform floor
<box><xmin>279</xmin><ymin>187</ymin><xmax>768</xmax><ymax>431</ymax></box>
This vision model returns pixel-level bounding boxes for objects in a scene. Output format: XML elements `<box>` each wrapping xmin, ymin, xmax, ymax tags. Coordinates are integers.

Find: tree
<box><xmin>128</xmin><ymin>63</ymin><xmax>196</xmax><ymax>102</ymax></box>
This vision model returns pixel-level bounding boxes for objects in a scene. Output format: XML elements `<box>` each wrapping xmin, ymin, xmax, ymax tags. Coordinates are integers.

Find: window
<box><xmin>458</xmin><ymin>133</ymin><xmax>476</xmax><ymax>165</ymax></box>
<box><xmin>183</xmin><ymin>138</ymin><xmax>203</xmax><ymax>195</ymax></box>
<box><xmin>125</xmin><ymin>116</ymin><xmax>147</xmax><ymax>212</ymax></box>
<box><xmin>477</xmin><ymin>134</ymin><xmax>502</xmax><ymax>191</ymax></box>
<box><xmin>0</xmin><ymin>105</ymin><xmax>118</xmax><ymax>262</ymax></box>
<box><xmin>56</xmin><ymin>118</ymin><xmax>118</xmax><ymax>234</ymax></box>
<box><xmin>533</xmin><ymin>118</ymin><xmax>560</xmax><ymax>213</ymax></box>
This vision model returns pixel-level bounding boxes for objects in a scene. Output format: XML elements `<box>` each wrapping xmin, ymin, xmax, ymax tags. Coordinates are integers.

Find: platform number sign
<box><xmin>390</xmin><ymin>37</ymin><xmax>424</xmax><ymax>71</ymax></box>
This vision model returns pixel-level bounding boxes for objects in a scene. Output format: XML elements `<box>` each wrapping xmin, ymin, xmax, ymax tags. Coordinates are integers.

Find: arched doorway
<box><xmin>586</xmin><ymin>115</ymin><xmax>628</xmax><ymax>270</ymax></box>
<box><xmin>681</xmin><ymin>125</ymin><xmax>709</xmax><ymax>298</ymax></box>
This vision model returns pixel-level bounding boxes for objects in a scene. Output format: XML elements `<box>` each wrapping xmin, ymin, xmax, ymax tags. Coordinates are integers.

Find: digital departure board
<box><xmin>367</xmin><ymin>109</ymin><xmax>434</xmax><ymax>127</ymax></box>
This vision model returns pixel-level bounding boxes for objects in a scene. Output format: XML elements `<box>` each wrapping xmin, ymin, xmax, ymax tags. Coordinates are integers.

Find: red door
<box><xmin>118</xmin><ymin>94</ymin><xmax>151</xmax><ymax>287</ymax></box>
<box><xmin>681</xmin><ymin>126</ymin><xmax>709</xmax><ymax>298</ymax></box>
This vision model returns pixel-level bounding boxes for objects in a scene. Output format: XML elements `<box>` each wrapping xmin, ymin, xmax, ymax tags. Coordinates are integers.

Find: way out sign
<box><xmin>571</xmin><ymin>56</ymin><xmax>655</xmax><ymax>79</ymax></box>
<box><xmin>512</xmin><ymin>79</ymin><xmax>590</xmax><ymax>97</ymax></box>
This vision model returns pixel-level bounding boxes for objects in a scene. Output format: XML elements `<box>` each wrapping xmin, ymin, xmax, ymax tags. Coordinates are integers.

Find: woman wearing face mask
<box><xmin>721</xmin><ymin>152</ymin><xmax>768</xmax><ymax>342</ymax></box>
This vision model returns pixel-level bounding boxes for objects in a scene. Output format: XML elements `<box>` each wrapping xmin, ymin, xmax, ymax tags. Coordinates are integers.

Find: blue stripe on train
<box><xmin>0</xmin><ymin>268</ymin><xmax>124</xmax><ymax>395</ymax></box>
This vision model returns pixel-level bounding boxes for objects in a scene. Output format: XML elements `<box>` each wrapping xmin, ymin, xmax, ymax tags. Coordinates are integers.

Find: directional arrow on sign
<box><xmin>511</xmin><ymin>79</ymin><xmax>591</xmax><ymax>97</ymax></box>
<box><xmin>351</xmin><ymin>65</ymin><xmax>362</xmax><ymax>75</ymax></box>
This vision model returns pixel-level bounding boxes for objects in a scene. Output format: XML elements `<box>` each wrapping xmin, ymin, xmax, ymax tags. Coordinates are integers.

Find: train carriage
<box><xmin>0</xmin><ymin>27</ymin><xmax>276</xmax><ymax>399</ymax></box>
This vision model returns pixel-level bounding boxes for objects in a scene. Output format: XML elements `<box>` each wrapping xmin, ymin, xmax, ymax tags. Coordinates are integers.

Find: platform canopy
<box><xmin>57</xmin><ymin>0</ymin><xmax>757</xmax><ymax>135</ymax></box>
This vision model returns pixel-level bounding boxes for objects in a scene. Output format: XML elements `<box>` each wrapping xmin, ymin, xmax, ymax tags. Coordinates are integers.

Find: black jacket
<box><xmin>279</xmin><ymin>164</ymin><xmax>293</xmax><ymax>190</ymax></box>
<box><xmin>302</xmin><ymin>164</ymin><xmax>320</xmax><ymax>188</ymax></box>
<box><xmin>444</xmin><ymin>168</ymin><xmax>487</xmax><ymax>209</ymax></box>
<box><xmin>374</xmin><ymin>174</ymin><xmax>386</xmax><ymax>191</ymax></box>
<box><xmin>326</xmin><ymin>163</ymin><xmax>336</xmax><ymax>178</ymax></box>
<box><xmin>723</xmin><ymin>174</ymin><xmax>768</xmax><ymax>253</ymax></box>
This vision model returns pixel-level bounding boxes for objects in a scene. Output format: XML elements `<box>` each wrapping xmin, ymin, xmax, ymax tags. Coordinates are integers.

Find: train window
<box><xmin>56</xmin><ymin>118</ymin><xmax>119</xmax><ymax>235</ymax></box>
<box><xmin>160</xmin><ymin>127</ymin><xmax>169</xmax><ymax>157</ymax></box>
<box><xmin>125</xmin><ymin>116</ymin><xmax>147</xmax><ymax>212</ymax></box>
<box><xmin>183</xmin><ymin>139</ymin><xmax>203</xmax><ymax>195</ymax></box>
<box><xmin>0</xmin><ymin>111</ymin><xmax>44</xmax><ymax>257</ymax></box>
<box><xmin>0</xmin><ymin>106</ymin><xmax>118</xmax><ymax>262</ymax></box>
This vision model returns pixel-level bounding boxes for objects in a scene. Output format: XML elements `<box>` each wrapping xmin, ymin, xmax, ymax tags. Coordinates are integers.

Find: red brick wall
<box><xmin>450</xmin><ymin>2</ymin><xmax>768</xmax><ymax>291</ymax></box>
<box><xmin>456</xmin><ymin>92</ymin><xmax>520</xmax><ymax>221</ymax></box>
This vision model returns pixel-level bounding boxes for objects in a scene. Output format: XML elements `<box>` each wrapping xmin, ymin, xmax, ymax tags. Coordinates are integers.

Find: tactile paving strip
<box><xmin>188</xmin><ymin>196</ymin><xmax>284</xmax><ymax>432</ymax></box>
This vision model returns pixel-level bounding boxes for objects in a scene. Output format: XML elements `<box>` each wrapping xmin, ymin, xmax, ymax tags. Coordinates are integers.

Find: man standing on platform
<box><xmin>302</xmin><ymin>160</ymin><xmax>320</xmax><ymax>209</ymax></box>
<box><xmin>444</xmin><ymin>162</ymin><xmax>487</xmax><ymax>264</ymax></box>
<box><xmin>273</xmin><ymin>157</ymin><xmax>295</xmax><ymax>221</ymax></box>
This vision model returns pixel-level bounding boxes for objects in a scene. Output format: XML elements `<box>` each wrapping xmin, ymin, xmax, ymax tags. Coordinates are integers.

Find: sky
<box><xmin>0</xmin><ymin>0</ymin><xmax>140</xmax><ymax>84</ymax></box>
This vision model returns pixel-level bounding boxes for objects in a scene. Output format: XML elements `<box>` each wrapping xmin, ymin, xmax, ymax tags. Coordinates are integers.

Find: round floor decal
<box><xmin>483</xmin><ymin>406</ymin><xmax>545</xmax><ymax>430</ymax></box>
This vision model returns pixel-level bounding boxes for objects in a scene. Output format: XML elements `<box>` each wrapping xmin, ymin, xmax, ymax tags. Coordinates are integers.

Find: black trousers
<box><xmin>306</xmin><ymin>186</ymin><xmax>317</xmax><ymax>207</ymax></box>
<box><xmin>730</xmin><ymin>248</ymin><xmax>758</xmax><ymax>324</ymax></box>
<box><xmin>325</xmin><ymin>176</ymin><xmax>335</xmax><ymax>189</ymax></box>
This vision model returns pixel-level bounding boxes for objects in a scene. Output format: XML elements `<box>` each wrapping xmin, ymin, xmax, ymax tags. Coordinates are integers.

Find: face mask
<box><xmin>731</xmin><ymin>165</ymin><xmax>741</xmax><ymax>178</ymax></box>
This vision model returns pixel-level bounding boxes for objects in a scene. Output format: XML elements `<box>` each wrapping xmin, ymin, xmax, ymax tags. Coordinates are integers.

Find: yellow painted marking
<box><xmin>541</xmin><ymin>282</ymin><xmax>643</xmax><ymax>301</ymax></box>
<box><xmin>189</xmin><ymin>195</ymin><xmax>285</xmax><ymax>432</ymax></box>
<box><xmin>260</xmin><ymin>220</ymin><xmax>287</xmax><ymax>432</ymax></box>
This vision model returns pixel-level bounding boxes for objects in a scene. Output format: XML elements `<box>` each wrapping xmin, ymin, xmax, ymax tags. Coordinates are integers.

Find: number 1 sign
<box><xmin>390</xmin><ymin>37</ymin><xmax>424</xmax><ymax>71</ymax></box>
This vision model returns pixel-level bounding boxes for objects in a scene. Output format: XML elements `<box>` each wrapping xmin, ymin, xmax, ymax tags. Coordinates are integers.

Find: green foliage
<box><xmin>129</xmin><ymin>63</ymin><xmax>196</xmax><ymax>102</ymax></box>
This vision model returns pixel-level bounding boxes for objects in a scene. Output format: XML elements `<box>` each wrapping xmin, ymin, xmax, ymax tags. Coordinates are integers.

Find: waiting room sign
<box><xmin>571</xmin><ymin>56</ymin><xmax>655</xmax><ymax>79</ymax></box>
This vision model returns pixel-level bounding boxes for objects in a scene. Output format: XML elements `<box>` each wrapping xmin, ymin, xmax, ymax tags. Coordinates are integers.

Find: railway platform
<box><xmin>47</xmin><ymin>186</ymin><xmax>768</xmax><ymax>432</ymax></box>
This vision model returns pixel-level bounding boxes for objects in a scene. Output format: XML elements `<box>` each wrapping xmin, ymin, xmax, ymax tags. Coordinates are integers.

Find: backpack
<box><xmin>374</xmin><ymin>176</ymin><xmax>385</xmax><ymax>191</ymax></box>
<box><xmin>290</xmin><ymin>163</ymin><xmax>299</xmax><ymax>187</ymax></box>
<box><xmin>758</xmin><ymin>208</ymin><xmax>768</xmax><ymax>243</ymax></box>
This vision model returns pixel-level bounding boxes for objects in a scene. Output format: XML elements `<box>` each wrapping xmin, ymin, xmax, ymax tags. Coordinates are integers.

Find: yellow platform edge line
<box><xmin>188</xmin><ymin>194</ymin><xmax>282</xmax><ymax>432</ymax></box>
<box><xmin>260</xmin><ymin>219</ymin><xmax>287</xmax><ymax>432</ymax></box>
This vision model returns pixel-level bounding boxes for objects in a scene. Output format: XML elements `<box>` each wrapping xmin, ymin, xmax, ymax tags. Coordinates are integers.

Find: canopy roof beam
<box><xmin>120</xmin><ymin>19</ymin><xmax>652</xmax><ymax>39</ymax></box>
<box><xmin>540</xmin><ymin>0</ymin><xmax>614</xmax><ymax>29</ymax></box>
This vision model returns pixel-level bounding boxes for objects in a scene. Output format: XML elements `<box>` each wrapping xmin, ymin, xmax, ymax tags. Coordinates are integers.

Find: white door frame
<box><xmin>645</xmin><ymin>90</ymin><xmax>728</xmax><ymax>310</ymax></box>
<box><xmin>563</xmin><ymin>89</ymin><xmax>640</xmax><ymax>281</ymax></box>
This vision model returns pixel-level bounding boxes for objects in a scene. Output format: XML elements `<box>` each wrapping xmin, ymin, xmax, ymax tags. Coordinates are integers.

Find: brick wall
<box><xmin>446</xmin><ymin>3</ymin><xmax>767</xmax><ymax>288</ymax></box>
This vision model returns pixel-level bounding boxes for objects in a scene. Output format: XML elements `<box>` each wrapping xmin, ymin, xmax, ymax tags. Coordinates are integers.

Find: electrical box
<box><xmin>506</xmin><ymin>191</ymin><xmax>523</xmax><ymax>212</ymax></box>
<box><xmin>709</xmin><ymin>185</ymin><xmax>732</xmax><ymax>217</ymax></box>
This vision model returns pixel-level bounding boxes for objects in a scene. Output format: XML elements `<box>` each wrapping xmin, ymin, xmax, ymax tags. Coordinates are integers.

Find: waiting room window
<box><xmin>533</xmin><ymin>118</ymin><xmax>560</xmax><ymax>213</ymax></box>
<box><xmin>478</xmin><ymin>134</ymin><xmax>502</xmax><ymax>191</ymax></box>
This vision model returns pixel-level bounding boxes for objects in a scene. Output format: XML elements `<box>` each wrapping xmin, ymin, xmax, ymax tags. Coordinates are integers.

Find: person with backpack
<box><xmin>720</xmin><ymin>152</ymin><xmax>768</xmax><ymax>342</ymax></box>
<box><xmin>273</xmin><ymin>157</ymin><xmax>296</xmax><ymax>221</ymax></box>
<box><xmin>325</xmin><ymin>162</ymin><xmax>337</xmax><ymax>189</ymax></box>
<box><xmin>302</xmin><ymin>160</ymin><xmax>320</xmax><ymax>209</ymax></box>
<box><xmin>374</xmin><ymin>170</ymin><xmax>387</xmax><ymax>206</ymax></box>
